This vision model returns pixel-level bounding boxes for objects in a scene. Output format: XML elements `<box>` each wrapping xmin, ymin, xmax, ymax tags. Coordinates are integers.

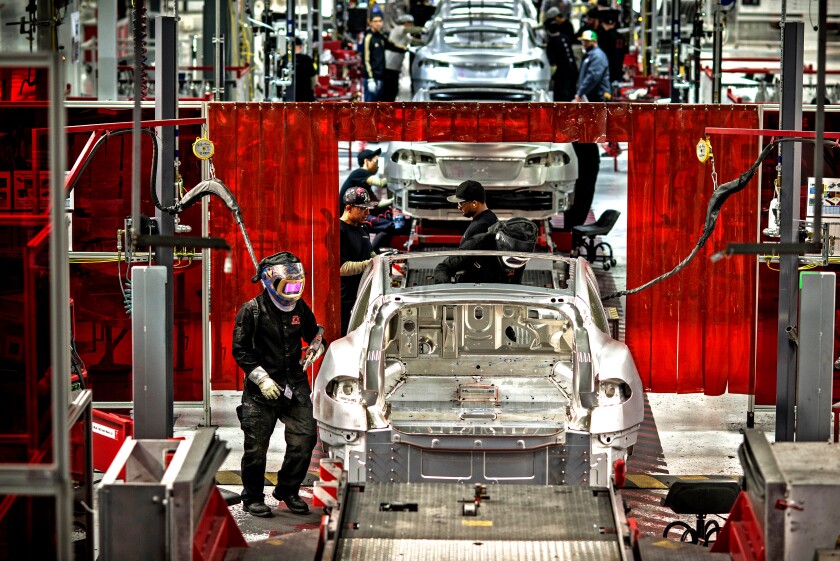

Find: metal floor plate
<box><xmin>333</xmin><ymin>483</ymin><xmax>622</xmax><ymax>560</ymax></box>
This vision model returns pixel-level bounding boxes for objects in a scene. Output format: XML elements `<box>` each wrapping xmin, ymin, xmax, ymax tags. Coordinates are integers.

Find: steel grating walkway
<box><xmin>332</xmin><ymin>483</ymin><xmax>625</xmax><ymax>561</ymax></box>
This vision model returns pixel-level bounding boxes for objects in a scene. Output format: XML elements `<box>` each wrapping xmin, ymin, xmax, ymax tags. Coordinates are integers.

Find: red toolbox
<box><xmin>91</xmin><ymin>409</ymin><xmax>133</xmax><ymax>474</ymax></box>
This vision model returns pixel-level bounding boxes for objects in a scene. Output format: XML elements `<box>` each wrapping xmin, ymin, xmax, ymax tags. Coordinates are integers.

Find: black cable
<box><xmin>601</xmin><ymin>137</ymin><xmax>839</xmax><ymax>301</ymax></box>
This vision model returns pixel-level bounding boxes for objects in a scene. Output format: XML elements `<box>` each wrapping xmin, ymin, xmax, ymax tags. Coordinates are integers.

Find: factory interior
<box><xmin>1</xmin><ymin>0</ymin><xmax>840</xmax><ymax>559</ymax></box>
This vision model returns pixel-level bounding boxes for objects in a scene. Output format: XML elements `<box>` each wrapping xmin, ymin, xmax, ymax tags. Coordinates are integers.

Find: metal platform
<box><xmin>321</xmin><ymin>482</ymin><xmax>633</xmax><ymax>560</ymax></box>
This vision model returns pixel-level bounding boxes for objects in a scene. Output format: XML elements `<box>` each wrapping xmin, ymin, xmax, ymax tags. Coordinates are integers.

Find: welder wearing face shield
<box><xmin>232</xmin><ymin>251</ymin><xmax>326</xmax><ymax>518</ymax></box>
<box><xmin>433</xmin><ymin>217</ymin><xmax>539</xmax><ymax>284</ymax></box>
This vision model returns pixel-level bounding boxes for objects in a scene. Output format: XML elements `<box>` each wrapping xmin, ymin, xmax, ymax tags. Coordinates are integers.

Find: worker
<box><xmin>446</xmin><ymin>180</ymin><xmax>498</xmax><ymax>247</ymax></box>
<box><xmin>575</xmin><ymin>6</ymin><xmax>600</xmax><ymax>42</ymax></box>
<box><xmin>544</xmin><ymin>1</ymin><xmax>576</xmax><ymax>43</ymax></box>
<box><xmin>232</xmin><ymin>251</ymin><xmax>325</xmax><ymax>517</ymax></box>
<box><xmin>544</xmin><ymin>5</ymin><xmax>578</xmax><ymax>102</ymax></box>
<box><xmin>383</xmin><ymin>14</ymin><xmax>421</xmax><ymax>102</ymax></box>
<box><xmin>361</xmin><ymin>13</ymin><xmax>409</xmax><ymax>102</ymax></box>
<box><xmin>575</xmin><ymin>30</ymin><xmax>611</xmax><ymax>102</ymax></box>
<box><xmin>339</xmin><ymin>187</ymin><xmax>377</xmax><ymax>336</ymax></box>
<box><xmin>339</xmin><ymin>147</ymin><xmax>396</xmax><ymax>252</ymax></box>
<box><xmin>433</xmin><ymin>218</ymin><xmax>539</xmax><ymax>284</ymax></box>
<box><xmin>293</xmin><ymin>37</ymin><xmax>317</xmax><ymax>102</ymax></box>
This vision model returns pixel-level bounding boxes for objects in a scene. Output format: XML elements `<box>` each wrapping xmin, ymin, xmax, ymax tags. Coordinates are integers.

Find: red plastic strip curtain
<box><xmin>209</xmin><ymin>102</ymin><xmax>759</xmax><ymax>394</ymax></box>
<box><xmin>626</xmin><ymin>105</ymin><xmax>759</xmax><ymax>394</ymax></box>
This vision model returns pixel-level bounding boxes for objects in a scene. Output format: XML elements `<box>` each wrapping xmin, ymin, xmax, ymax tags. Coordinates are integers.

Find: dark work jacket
<box><xmin>340</xmin><ymin>219</ymin><xmax>374</xmax><ymax>305</ymax></box>
<box><xmin>434</xmin><ymin>232</ymin><xmax>525</xmax><ymax>284</ymax></box>
<box><xmin>362</xmin><ymin>29</ymin><xmax>406</xmax><ymax>80</ymax></box>
<box><xmin>232</xmin><ymin>292</ymin><xmax>321</xmax><ymax>400</ymax></box>
<box><xmin>460</xmin><ymin>209</ymin><xmax>499</xmax><ymax>247</ymax></box>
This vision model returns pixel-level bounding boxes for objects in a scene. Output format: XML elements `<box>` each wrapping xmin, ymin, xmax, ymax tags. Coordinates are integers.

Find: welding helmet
<box><xmin>491</xmin><ymin>218</ymin><xmax>538</xmax><ymax>269</ymax></box>
<box><xmin>252</xmin><ymin>251</ymin><xmax>306</xmax><ymax>311</ymax></box>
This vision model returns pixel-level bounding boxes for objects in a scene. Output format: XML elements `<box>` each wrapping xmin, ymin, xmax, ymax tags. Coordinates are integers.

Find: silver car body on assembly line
<box><xmin>383</xmin><ymin>141</ymin><xmax>578</xmax><ymax>221</ymax></box>
<box><xmin>312</xmin><ymin>251</ymin><xmax>644</xmax><ymax>488</ymax></box>
<box><xmin>411</xmin><ymin>15</ymin><xmax>550</xmax><ymax>96</ymax></box>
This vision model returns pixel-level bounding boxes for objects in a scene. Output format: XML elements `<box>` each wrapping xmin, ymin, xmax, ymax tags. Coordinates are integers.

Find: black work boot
<box><xmin>272</xmin><ymin>490</ymin><xmax>309</xmax><ymax>514</ymax></box>
<box><xmin>243</xmin><ymin>501</ymin><xmax>273</xmax><ymax>517</ymax></box>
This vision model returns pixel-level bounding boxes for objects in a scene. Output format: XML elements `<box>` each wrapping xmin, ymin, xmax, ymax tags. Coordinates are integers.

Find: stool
<box><xmin>661</xmin><ymin>480</ymin><xmax>741</xmax><ymax>546</ymax></box>
<box><xmin>572</xmin><ymin>209</ymin><xmax>621</xmax><ymax>270</ymax></box>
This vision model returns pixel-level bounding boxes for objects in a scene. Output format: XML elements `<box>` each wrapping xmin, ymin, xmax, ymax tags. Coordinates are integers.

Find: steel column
<box><xmin>152</xmin><ymin>15</ymin><xmax>177</xmax><ymax>438</ymax></box>
<box><xmin>97</xmin><ymin>0</ymin><xmax>118</xmax><ymax>100</ymax></box>
<box><xmin>795</xmin><ymin>272</ymin><xmax>835</xmax><ymax>441</ymax></box>
<box><xmin>132</xmin><ymin>266</ymin><xmax>170</xmax><ymax>439</ymax></box>
<box><xmin>775</xmin><ymin>21</ymin><xmax>804</xmax><ymax>442</ymax></box>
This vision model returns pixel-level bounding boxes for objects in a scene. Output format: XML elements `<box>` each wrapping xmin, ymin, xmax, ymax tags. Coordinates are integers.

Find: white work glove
<box><xmin>377</xmin><ymin>197</ymin><xmax>394</xmax><ymax>208</ymax></box>
<box><xmin>247</xmin><ymin>366</ymin><xmax>281</xmax><ymax>400</ymax></box>
<box><xmin>367</xmin><ymin>79</ymin><xmax>378</xmax><ymax>93</ymax></box>
<box><xmin>369</xmin><ymin>175</ymin><xmax>388</xmax><ymax>188</ymax></box>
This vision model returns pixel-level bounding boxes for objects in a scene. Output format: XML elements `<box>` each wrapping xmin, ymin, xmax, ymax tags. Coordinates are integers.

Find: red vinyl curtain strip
<box><xmin>208</xmin><ymin>102</ymin><xmax>759</xmax><ymax>394</ymax></box>
<box><xmin>625</xmin><ymin>105</ymin><xmax>759</xmax><ymax>394</ymax></box>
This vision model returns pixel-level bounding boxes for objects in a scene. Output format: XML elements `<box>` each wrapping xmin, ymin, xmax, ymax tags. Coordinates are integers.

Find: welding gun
<box><xmin>300</xmin><ymin>325</ymin><xmax>325</xmax><ymax>371</ymax></box>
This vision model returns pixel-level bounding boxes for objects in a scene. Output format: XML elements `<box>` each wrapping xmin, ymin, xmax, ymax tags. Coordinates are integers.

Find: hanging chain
<box><xmin>709</xmin><ymin>149</ymin><xmax>718</xmax><ymax>190</ymax></box>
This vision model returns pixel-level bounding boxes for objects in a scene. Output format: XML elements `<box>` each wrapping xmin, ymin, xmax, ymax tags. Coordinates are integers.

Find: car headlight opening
<box><xmin>598</xmin><ymin>379</ymin><xmax>631</xmax><ymax>406</ymax></box>
<box><xmin>328</xmin><ymin>377</ymin><xmax>361</xmax><ymax>404</ymax></box>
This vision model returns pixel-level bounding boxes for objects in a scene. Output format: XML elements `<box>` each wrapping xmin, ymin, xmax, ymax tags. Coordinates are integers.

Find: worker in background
<box><xmin>339</xmin><ymin>188</ymin><xmax>378</xmax><ymax>335</ymax></box>
<box><xmin>544</xmin><ymin>1</ymin><xmax>576</xmax><ymax>43</ymax></box>
<box><xmin>575</xmin><ymin>30</ymin><xmax>611</xmax><ymax>102</ymax></box>
<box><xmin>544</xmin><ymin>5</ymin><xmax>578</xmax><ymax>102</ymax></box>
<box><xmin>339</xmin><ymin>147</ymin><xmax>396</xmax><ymax>252</ymax></box>
<box><xmin>383</xmin><ymin>14</ymin><xmax>421</xmax><ymax>102</ymax></box>
<box><xmin>446</xmin><ymin>180</ymin><xmax>499</xmax><ymax>247</ymax></box>
<box><xmin>361</xmin><ymin>13</ymin><xmax>409</xmax><ymax>102</ymax></box>
<box><xmin>434</xmin><ymin>218</ymin><xmax>539</xmax><ymax>284</ymax></box>
<box><xmin>232</xmin><ymin>251</ymin><xmax>325</xmax><ymax>517</ymax></box>
<box><xmin>575</xmin><ymin>6</ymin><xmax>600</xmax><ymax>42</ymax></box>
<box><xmin>294</xmin><ymin>37</ymin><xmax>317</xmax><ymax>102</ymax></box>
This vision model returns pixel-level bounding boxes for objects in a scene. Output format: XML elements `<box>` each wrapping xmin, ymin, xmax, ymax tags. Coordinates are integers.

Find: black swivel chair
<box><xmin>661</xmin><ymin>479</ymin><xmax>742</xmax><ymax>546</ymax></box>
<box><xmin>572</xmin><ymin>209</ymin><xmax>621</xmax><ymax>270</ymax></box>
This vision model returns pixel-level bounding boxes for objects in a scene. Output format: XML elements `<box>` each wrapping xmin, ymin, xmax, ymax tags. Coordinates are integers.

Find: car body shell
<box><xmin>411</xmin><ymin>15</ymin><xmax>550</xmax><ymax>95</ymax></box>
<box><xmin>383</xmin><ymin>141</ymin><xmax>578</xmax><ymax>221</ymax></box>
<box><xmin>313</xmin><ymin>251</ymin><xmax>644</xmax><ymax>488</ymax></box>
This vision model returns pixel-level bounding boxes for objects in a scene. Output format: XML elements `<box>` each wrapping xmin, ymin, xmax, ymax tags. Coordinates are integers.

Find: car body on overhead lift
<box><xmin>312</xmin><ymin>251</ymin><xmax>644</xmax><ymax>488</ymax></box>
<box><xmin>383</xmin><ymin>141</ymin><xmax>578</xmax><ymax>222</ymax></box>
<box><xmin>411</xmin><ymin>15</ymin><xmax>550</xmax><ymax>96</ymax></box>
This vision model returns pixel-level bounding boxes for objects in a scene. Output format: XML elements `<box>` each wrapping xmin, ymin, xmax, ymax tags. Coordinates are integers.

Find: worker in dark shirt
<box><xmin>339</xmin><ymin>147</ymin><xmax>396</xmax><ymax>252</ymax></box>
<box><xmin>434</xmin><ymin>218</ymin><xmax>539</xmax><ymax>284</ymax></box>
<box><xmin>232</xmin><ymin>251</ymin><xmax>325</xmax><ymax>517</ymax></box>
<box><xmin>339</xmin><ymin>187</ymin><xmax>377</xmax><ymax>335</ymax></box>
<box><xmin>362</xmin><ymin>13</ymin><xmax>409</xmax><ymax>102</ymax></box>
<box><xmin>544</xmin><ymin>5</ymin><xmax>578</xmax><ymax>102</ymax></box>
<box><xmin>294</xmin><ymin>37</ymin><xmax>316</xmax><ymax>102</ymax></box>
<box><xmin>446</xmin><ymin>180</ymin><xmax>498</xmax><ymax>247</ymax></box>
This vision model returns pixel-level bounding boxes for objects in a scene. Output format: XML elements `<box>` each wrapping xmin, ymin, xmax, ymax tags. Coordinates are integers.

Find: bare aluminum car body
<box><xmin>426</xmin><ymin>0</ymin><xmax>538</xmax><ymax>28</ymax></box>
<box><xmin>313</xmin><ymin>252</ymin><xmax>644</xmax><ymax>488</ymax></box>
<box><xmin>411</xmin><ymin>86</ymin><xmax>551</xmax><ymax>102</ymax></box>
<box><xmin>411</xmin><ymin>16</ymin><xmax>550</xmax><ymax>95</ymax></box>
<box><xmin>383</xmin><ymin>141</ymin><xmax>578</xmax><ymax>220</ymax></box>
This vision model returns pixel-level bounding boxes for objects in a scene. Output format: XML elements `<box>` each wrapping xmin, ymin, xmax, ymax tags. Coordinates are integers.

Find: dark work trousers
<box><xmin>382</xmin><ymin>68</ymin><xmax>401</xmax><ymax>102</ymax></box>
<box><xmin>237</xmin><ymin>389</ymin><xmax>317</xmax><ymax>505</ymax></box>
<box><xmin>565</xmin><ymin>142</ymin><xmax>601</xmax><ymax>236</ymax></box>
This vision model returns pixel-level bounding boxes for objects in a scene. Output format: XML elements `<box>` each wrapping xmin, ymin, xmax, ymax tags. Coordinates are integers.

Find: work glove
<box><xmin>369</xmin><ymin>175</ymin><xmax>388</xmax><ymax>187</ymax></box>
<box><xmin>377</xmin><ymin>197</ymin><xmax>394</xmax><ymax>208</ymax></box>
<box><xmin>367</xmin><ymin>79</ymin><xmax>378</xmax><ymax>94</ymax></box>
<box><xmin>247</xmin><ymin>366</ymin><xmax>281</xmax><ymax>400</ymax></box>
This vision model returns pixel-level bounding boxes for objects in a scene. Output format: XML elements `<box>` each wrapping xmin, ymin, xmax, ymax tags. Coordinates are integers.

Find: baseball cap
<box><xmin>446</xmin><ymin>180</ymin><xmax>486</xmax><ymax>204</ymax></box>
<box><xmin>343</xmin><ymin>187</ymin><xmax>377</xmax><ymax>209</ymax></box>
<box><xmin>397</xmin><ymin>13</ymin><xmax>415</xmax><ymax>23</ymax></box>
<box><xmin>580</xmin><ymin>29</ymin><xmax>598</xmax><ymax>42</ymax></box>
<box><xmin>357</xmin><ymin>147</ymin><xmax>382</xmax><ymax>166</ymax></box>
<box><xmin>544</xmin><ymin>7</ymin><xmax>561</xmax><ymax>20</ymax></box>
